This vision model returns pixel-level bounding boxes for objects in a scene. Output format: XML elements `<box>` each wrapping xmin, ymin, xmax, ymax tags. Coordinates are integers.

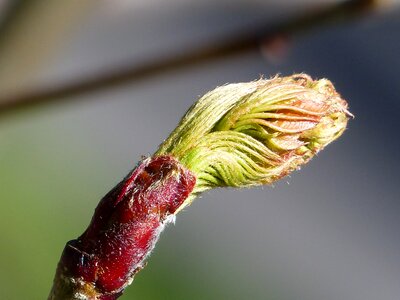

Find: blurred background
<box><xmin>0</xmin><ymin>0</ymin><xmax>399</xmax><ymax>299</ymax></box>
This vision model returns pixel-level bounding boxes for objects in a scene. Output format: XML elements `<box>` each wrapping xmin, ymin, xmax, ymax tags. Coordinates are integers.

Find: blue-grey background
<box><xmin>0</xmin><ymin>1</ymin><xmax>399</xmax><ymax>299</ymax></box>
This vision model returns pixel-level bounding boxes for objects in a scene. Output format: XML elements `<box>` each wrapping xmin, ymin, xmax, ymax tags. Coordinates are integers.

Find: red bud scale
<box><xmin>49</xmin><ymin>156</ymin><xmax>195</xmax><ymax>299</ymax></box>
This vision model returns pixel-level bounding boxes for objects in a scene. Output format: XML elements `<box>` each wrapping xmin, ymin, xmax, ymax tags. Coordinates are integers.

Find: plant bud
<box><xmin>50</xmin><ymin>74</ymin><xmax>351</xmax><ymax>299</ymax></box>
<box><xmin>156</xmin><ymin>74</ymin><xmax>351</xmax><ymax>204</ymax></box>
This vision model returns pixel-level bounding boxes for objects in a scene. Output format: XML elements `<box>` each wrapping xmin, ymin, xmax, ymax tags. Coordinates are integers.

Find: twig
<box><xmin>0</xmin><ymin>0</ymin><xmax>376</xmax><ymax>116</ymax></box>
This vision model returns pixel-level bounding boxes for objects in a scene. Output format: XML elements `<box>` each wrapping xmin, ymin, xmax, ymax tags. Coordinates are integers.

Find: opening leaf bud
<box><xmin>156</xmin><ymin>74</ymin><xmax>351</xmax><ymax>206</ymax></box>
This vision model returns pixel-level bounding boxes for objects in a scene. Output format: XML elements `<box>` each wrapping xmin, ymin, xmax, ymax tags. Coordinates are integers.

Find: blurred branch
<box><xmin>0</xmin><ymin>0</ymin><xmax>25</xmax><ymax>32</ymax></box>
<box><xmin>0</xmin><ymin>0</ymin><xmax>379</xmax><ymax>116</ymax></box>
<box><xmin>0</xmin><ymin>0</ymin><xmax>94</xmax><ymax>108</ymax></box>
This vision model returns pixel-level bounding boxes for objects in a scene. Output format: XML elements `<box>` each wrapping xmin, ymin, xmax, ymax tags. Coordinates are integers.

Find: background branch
<box><xmin>0</xmin><ymin>0</ymin><xmax>378</xmax><ymax>116</ymax></box>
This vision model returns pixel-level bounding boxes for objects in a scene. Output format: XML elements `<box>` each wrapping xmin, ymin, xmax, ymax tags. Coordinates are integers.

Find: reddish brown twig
<box><xmin>49</xmin><ymin>156</ymin><xmax>195</xmax><ymax>299</ymax></box>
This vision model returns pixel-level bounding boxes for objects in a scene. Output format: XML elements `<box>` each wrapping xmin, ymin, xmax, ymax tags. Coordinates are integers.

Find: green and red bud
<box><xmin>50</xmin><ymin>74</ymin><xmax>351</xmax><ymax>299</ymax></box>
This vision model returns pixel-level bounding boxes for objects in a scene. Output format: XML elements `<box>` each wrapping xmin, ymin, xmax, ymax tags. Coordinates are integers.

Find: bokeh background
<box><xmin>0</xmin><ymin>1</ymin><xmax>399</xmax><ymax>299</ymax></box>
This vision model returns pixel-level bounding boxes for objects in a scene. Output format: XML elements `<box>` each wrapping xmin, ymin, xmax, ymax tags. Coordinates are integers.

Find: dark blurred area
<box><xmin>0</xmin><ymin>1</ymin><xmax>399</xmax><ymax>299</ymax></box>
